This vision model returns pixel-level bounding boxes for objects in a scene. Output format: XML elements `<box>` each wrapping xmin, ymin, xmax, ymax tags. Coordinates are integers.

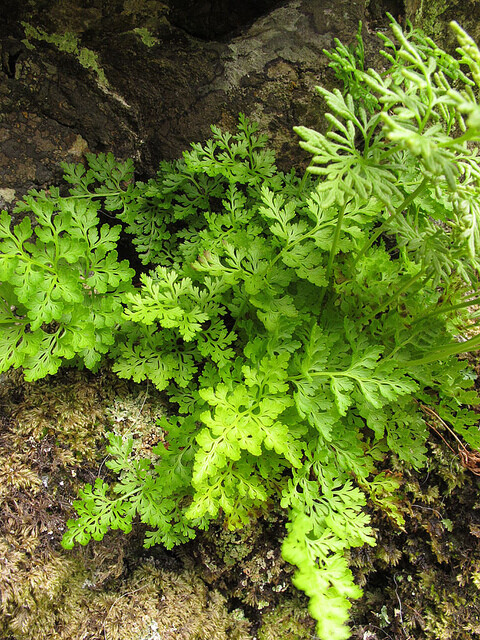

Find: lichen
<box><xmin>133</xmin><ymin>28</ymin><xmax>159</xmax><ymax>48</ymax></box>
<box><xmin>21</xmin><ymin>22</ymin><xmax>109</xmax><ymax>88</ymax></box>
<box><xmin>406</xmin><ymin>0</ymin><xmax>480</xmax><ymax>49</ymax></box>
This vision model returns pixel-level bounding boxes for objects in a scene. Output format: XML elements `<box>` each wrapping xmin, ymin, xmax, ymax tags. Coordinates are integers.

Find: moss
<box><xmin>0</xmin><ymin>541</ymin><xmax>255</xmax><ymax>640</ymax></box>
<box><xmin>350</xmin><ymin>436</ymin><xmax>480</xmax><ymax>639</ymax></box>
<box><xmin>0</xmin><ymin>366</ymin><xmax>315</xmax><ymax>639</ymax></box>
<box><xmin>3</xmin><ymin>363</ymin><xmax>480</xmax><ymax>639</ymax></box>
<box><xmin>2</xmin><ymin>368</ymin><xmax>120</xmax><ymax>461</ymax></box>
<box><xmin>0</xmin><ymin>367</ymin><xmax>252</xmax><ymax>640</ymax></box>
<box><xmin>185</xmin><ymin>514</ymin><xmax>316</xmax><ymax>633</ymax></box>
<box><xmin>256</xmin><ymin>600</ymin><xmax>317</xmax><ymax>639</ymax></box>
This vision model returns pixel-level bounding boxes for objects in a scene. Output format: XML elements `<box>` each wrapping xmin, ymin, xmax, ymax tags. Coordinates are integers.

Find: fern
<box><xmin>1</xmin><ymin>15</ymin><xmax>480</xmax><ymax>640</ymax></box>
<box><xmin>0</xmin><ymin>195</ymin><xmax>133</xmax><ymax>378</ymax></box>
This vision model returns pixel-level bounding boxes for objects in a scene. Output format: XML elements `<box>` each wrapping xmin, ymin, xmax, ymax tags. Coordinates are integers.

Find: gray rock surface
<box><xmin>0</xmin><ymin>0</ymin><xmax>393</xmax><ymax>201</ymax></box>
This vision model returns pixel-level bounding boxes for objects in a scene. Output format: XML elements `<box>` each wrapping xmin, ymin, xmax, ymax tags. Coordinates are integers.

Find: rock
<box><xmin>0</xmin><ymin>0</ymin><xmax>378</xmax><ymax>196</ymax></box>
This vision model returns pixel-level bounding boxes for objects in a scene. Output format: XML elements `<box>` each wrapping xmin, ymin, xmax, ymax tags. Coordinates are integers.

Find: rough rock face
<box><xmin>0</xmin><ymin>0</ymin><xmax>398</xmax><ymax>203</ymax></box>
<box><xmin>406</xmin><ymin>0</ymin><xmax>480</xmax><ymax>49</ymax></box>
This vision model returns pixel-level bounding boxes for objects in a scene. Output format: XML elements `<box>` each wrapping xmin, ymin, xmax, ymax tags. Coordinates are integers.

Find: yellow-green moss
<box><xmin>256</xmin><ymin>601</ymin><xmax>317</xmax><ymax>639</ymax></box>
<box><xmin>3</xmin><ymin>364</ymin><xmax>480</xmax><ymax>639</ymax></box>
<box><xmin>0</xmin><ymin>367</ymin><xmax>313</xmax><ymax>639</ymax></box>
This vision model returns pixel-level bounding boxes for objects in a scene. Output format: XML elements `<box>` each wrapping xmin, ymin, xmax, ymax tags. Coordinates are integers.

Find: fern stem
<box><xmin>0</xmin><ymin>318</ymin><xmax>28</xmax><ymax>325</ymax></box>
<box><xmin>297</xmin><ymin>159</ymin><xmax>315</xmax><ymax>194</ymax></box>
<box><xmin>383</xmin><ymin>329</ymin><xmax>423</xmax><ymax>361</ymax></box>
<box><xmin>366</xmin><ymin>267</ymin><xmax>429</xmax><ymax>321</ymax></box>
<box><xmin>409</xmin><ymin>331</ymin><xmax>480</xmax><ymax>365</ymax></box>
<box><xmin>326</xmin><ymin>202</ymin><xmax>347</xmax><ymax>279</ymax></box>
<box><xmin>68</xmin><ymin>191</ymin><xmax>125</xmax><ymax>199</ymax></box>
<box><xmin>352</xmin><ymin>177</ymin><xmax>429</xmax><ymax>267</ymax></box>
<box><xmin>362</xmin><ymin>113</ymin><xmax>382</xmax><ymax>155</ymax></box>
<box><xmin>412</xmin><ymin>294</ymin><xmax>480</xmax><ymax>325</ymax></box>
<box><xmin>318</xmin><ymin>201</ymin><xmax>348</xmax><ymax>306</ymax></box>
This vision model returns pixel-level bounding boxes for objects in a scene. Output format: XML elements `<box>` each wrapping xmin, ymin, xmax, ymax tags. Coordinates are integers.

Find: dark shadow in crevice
<box><xmin>2</xmin><ymin>50</ymin><xmax>21</xmax><ymax>78</ymax></box>
<box><xmin>168</xmin><ymin>0</ymin><xmax>286</xmax><ymax>41</ymax></box>
<box><xmin>366</xmin><ymin>0</ymin><xmax>405</xmax><ymax>29</ymax></box>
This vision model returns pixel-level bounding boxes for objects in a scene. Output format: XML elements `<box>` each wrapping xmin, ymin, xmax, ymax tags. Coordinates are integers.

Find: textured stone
<box><xmin>0</xmin><ymin>0</ymin><xmax>377</xmax><ymax>194</ymax></box>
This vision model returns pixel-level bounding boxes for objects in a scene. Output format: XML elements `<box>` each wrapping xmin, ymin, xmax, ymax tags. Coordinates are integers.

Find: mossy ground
<box><xmin>0</xmin><ymin>368</ymin><xmax>317</xmax><ymax>640</ymax></box>
<box><xmin>1</xmin><ymin>362</ymin><xmax>480</xmax><ymax>639</ymax></box>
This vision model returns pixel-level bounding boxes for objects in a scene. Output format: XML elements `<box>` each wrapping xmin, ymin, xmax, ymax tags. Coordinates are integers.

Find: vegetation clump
<box><xmin>2</xmin><ymin>14</ymin><xmax>480</xmax><ymax>639</ymax></box>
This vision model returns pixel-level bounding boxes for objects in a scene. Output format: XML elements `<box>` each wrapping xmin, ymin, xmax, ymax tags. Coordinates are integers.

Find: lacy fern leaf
<box><xmin>2</xmin><ymin>15</ymin><xmax>480</xmax><ymax>640</ymax></box>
